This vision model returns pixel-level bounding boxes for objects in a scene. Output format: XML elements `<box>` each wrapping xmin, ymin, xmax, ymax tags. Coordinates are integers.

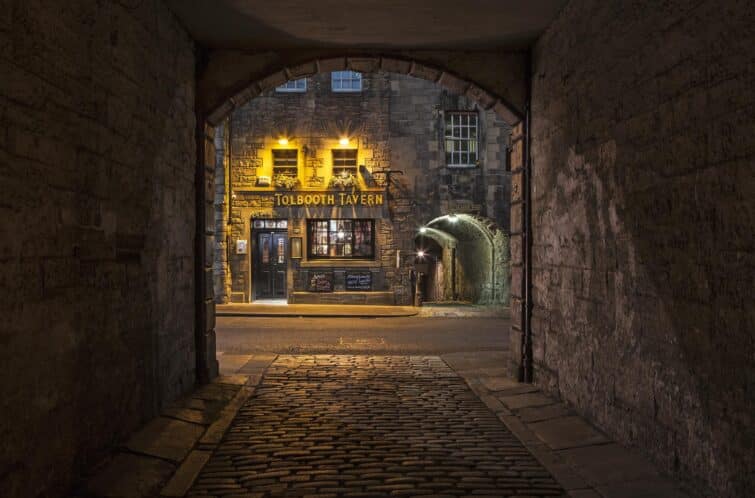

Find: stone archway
<box><xmin>203</xmin><ymin>55</ymin><xmax>523</xmax><ymax>127</ymax></box>
<box><xmin>195</xmin><ymin>54</ymin><xmax>523</xmax><ymax>381</ymax></box>
<box><xmin>417</xmin><ymin>214</ymin><xmax>510</xmax><ymax>305</ymax></box>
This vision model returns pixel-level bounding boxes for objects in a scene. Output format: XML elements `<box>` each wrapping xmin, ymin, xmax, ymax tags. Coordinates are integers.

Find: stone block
<box><xmin>126</xmin><ymin>417</ymin><xmax>205</xmax><ymax>463</ymax></box>
<box><xmin>317</xmin><ymin>57</ymin><xmax>347</xmax><ymax>72</ymax></box>
<box><xmin>84</xmin><ymin>453</ymin><xmax>175</xmax><ymax>498</ymax></box>
<box><xmin>528</xmin><ymin>416</ymin><xmax>609</xmax><ymax>451</ymax></box>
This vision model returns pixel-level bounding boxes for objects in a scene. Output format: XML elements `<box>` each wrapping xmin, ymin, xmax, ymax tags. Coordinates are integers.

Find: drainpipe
<box><xmin>522</xmin><ymin>51</ymin><xmax>534</xmax><ymax>383</ymax></box>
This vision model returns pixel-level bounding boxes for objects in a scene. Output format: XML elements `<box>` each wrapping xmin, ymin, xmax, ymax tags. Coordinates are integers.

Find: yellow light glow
<box><xmin>339</xmin><ymin>137</ymin><xmax>350</xmax><ymax>146</ymax></box>
<box><xmin>417</xmin><ymin>250</ymin><xmax>426</xmax><ymax>258</ymax></box>
<box><xmin>278</xmin><ymin>138</ymin><xmax>289</xmax><ymax>145</ymax></box>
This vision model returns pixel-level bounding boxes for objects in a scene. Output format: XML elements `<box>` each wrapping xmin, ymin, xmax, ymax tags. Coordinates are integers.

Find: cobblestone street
<box><xmin>188</xmin><ymin>355</ymin><xmax>565</xmax><ymax>497</ymax></box>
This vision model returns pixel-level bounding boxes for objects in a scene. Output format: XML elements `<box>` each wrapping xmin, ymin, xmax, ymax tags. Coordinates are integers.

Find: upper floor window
<box><xmin>331</xmin><ymin>71</ymin><xmax>362</xmax><ymax>92</ymax></box>
<box><xmin>276</xmin><ymin>78</ymin><xmax>307</xmax><ymax>92</ymax></box>
<box><xmin>332</xmin><ymin>149</ymin><xmax>358</xmax><ymax>175</ymax></box>
<box><xmin>445</xmin><ymin>112</ymin><xmax>478</xmax><ymax>167</ymax></box>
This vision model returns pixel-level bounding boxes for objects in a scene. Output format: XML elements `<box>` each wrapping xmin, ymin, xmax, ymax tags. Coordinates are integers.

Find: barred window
<box><xmin>276</xmin><ymin>78</ymin><xmax>307</xmax><ymax>92</ymax></box>
<box><xmin>444</xmin><ymin>112</ymin><xmax>478</xmax><ymax>167</ymax></box>
<box><xmin>331</xmin><ymin>71</ymin><xmax>362</xmax><ymax>92</ymax></box>
<box><xmin>273</xmin><ymin>149</ymin><xmax>298</xmax><ymax>169</ymax></box>
<box><xmin>308</xmin><ymin>219</ymin><xmax>374</xmax><ymax>259</ymax></box>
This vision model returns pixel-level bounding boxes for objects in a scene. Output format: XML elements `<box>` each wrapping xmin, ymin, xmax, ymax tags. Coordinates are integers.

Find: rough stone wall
<box><xmin>217</xmin><ymin>71</ymin><xmax>511</xmax><ymax>304</ymax></box>
<box><xmin>0</xmin><ymin>1</ymin><xmax>196</xmax><ymax>497</ymax></box>
<box><xmin>530</xmin><ymin>1</ymin><xmax>754</xmax><ymax>496</ymax></box>
<box><xmin>213</xmin><ymin>123</ymin><xmax>231</xmax><ymax>303</ymax></box>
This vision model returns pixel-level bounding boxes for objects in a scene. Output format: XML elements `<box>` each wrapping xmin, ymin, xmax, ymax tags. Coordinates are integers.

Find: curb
<box><xmin>216</xmin><ymin>311</ymin><xmax>419</xmax><ymax>318</ymax></box>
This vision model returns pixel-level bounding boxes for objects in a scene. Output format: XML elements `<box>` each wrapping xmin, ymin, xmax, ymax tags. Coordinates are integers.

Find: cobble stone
<box><xmin>189</xmin><ymin>355</ymin><xmax>565</xmax><ymax>497</ymax></box>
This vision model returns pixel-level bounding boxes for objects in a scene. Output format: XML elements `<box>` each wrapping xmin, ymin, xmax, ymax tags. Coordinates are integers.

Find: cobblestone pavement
<box><xmin>188</xmin><ymin>355</ymin><xmax>565</xmax><ymax>497</ymax></box>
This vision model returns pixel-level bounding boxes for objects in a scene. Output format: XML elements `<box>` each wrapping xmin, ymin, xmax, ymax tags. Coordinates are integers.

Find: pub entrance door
<box><xmin>253</xmin><ymin>230</ymin><xmax>288</xmax><ymax>300</ymax></box>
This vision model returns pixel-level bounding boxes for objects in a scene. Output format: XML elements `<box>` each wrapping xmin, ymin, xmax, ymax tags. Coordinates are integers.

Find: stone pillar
<box><xmin>196</xmin><ymin>122</ymin><xmax>219</xmax><ymax>383</ymax></box>
<box><xmin>509</xmin><ymin>122</ymin><xmax>526</xmax><ymax>380</ymax></box>
<box><xmin>213</xmin><ymin>121</ymin><xmax>231</xmax><ymax>303</ymax></box>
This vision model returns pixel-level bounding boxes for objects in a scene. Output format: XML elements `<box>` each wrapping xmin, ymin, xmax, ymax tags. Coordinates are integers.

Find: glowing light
<box><xmin>278</xmin><ymin>138</ymin><xmax>289</xmax><ymax>145</ymax></box>
<box><xmin>337</xmin><ymin>230</ymin><xmax>345</xmax><ymax>240</ymax></box>
<box><xmin>419</xmin><ymin>227</ymin><xmax>427</xmax><ymax>234</ymax></box>
<box><xmin>339</xmin><ymin>137</ymin><xmax>350</xmax><ymax>146</ymax></box>
<box><xmin>416</xmin><ymin>250</ymin><xmax>426</xmax><ymax>258</ymax></box>
<box><xmin>448</xmin><ymin>214</ymin><xmax>459</xmax><ymax>223</ymax></box>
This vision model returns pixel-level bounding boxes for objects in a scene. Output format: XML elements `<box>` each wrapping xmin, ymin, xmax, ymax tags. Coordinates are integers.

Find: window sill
<box><xmin>300</xmin><ymin>259</ymin><xmax>381</xmax><ymax>268</ymax></box>
<box><xmin>446</xmin><ymin>164</ymin><xmax>479</xmax><ymax>169</ymax></box>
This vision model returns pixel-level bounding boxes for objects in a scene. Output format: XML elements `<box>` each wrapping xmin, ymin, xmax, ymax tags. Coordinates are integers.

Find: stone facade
<box><xmin>214</xmin><ymin>71</ymin><xmax>511</xmax><ymax>306</ymax></box>
<box><xmin>0</xmin><ymin>2</ymin><xmax>197</xmax><ymax>497</ymax></box>
<box><xmin>529</xmin><ymin>1</ymin><xmax>754</xmax><ymax>496</ymax></box>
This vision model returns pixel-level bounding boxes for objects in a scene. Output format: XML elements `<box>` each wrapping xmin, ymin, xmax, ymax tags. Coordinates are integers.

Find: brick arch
<box><xmin>204</xmin><ymin>56</ymin><xmax>522</xmax><ymax>127</ymax></box>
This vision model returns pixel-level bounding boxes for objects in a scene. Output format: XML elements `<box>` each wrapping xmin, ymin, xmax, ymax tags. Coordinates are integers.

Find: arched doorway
<box><xmin>195</xmin><ymin>54</ymin><xmax>522</xmax><ymax>379</ymax></box>
<box><xmin>415</xmin><ymin>214</ymin><xmax>510</xmax><ymax>305</ymax></box>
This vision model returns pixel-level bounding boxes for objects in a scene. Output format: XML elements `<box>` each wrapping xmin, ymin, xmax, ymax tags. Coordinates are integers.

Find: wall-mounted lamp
<box><xmin>278</xmin><ymin>137</ymin><xmax>289</xmax><ymax>145</ymax></box>
<box><xmin>416</xmin><ymin>250</ymin><xmax>426</xmax><ymax>259</ymax></box>
<box><xmin>448</xmin><ymin>214</ymin><xmax>459</xmax><ymax>223</ymax></box>
<box><xmin>419</xmin><ymin>227</ymin><xmax>427</xmax><ymax>234</ymax></box>
<box><xmin>339</xmin><ymin>137</ymin><xmax>350</xmax><ymax>146</ymax></box>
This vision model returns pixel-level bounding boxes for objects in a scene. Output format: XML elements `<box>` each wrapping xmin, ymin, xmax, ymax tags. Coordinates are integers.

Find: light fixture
<box><xmin>419</xmin><ymin>227</ymin><xmax>427</xmax><ymax>234</ymax></box>
<box><xmin>416</xmin><ymin>250</ymin><xmax>426</xmax><ymax>258</ymax></box>
<box><xmin>278</xmin><ymin>137</ymin><xmax>289</xmax><ymax>145</ymax></box>
<box><xmin>339</xmin><ymin>137</ymin><xmax>350</xmax><ymax>146</ymax></box>
<box><xmin>337</xmin><ymin>230</ymin><xmax>345</xmax><ymax>240</ymax></box>
<box><xmin>448</xmin><ymin>214</ymin><xmax>458</xmax><ymax>223</ymax></box>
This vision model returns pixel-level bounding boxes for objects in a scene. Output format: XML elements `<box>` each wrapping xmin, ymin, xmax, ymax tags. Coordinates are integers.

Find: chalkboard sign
<box><xmin>308</xmin><ymin>271</ymin><xmax>334</xmax><ymax>292</ymax></box>
<box><xmin>345</xmin><ymin>271</ymin><xmax>372</xmax><ymax>291</ymax></box>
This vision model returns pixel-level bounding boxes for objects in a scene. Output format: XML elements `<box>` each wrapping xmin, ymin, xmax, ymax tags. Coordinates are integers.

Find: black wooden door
<box><xmin>254</xmin><ymin>231</ymin><xmax>287</xmax><ymax>299</ymax></box>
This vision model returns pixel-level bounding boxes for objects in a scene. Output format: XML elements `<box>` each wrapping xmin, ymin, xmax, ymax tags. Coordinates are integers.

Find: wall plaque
<box><xmin>307</xmin><ymin>271</ymin><xmax>334</xmax><ymax>292</ymax></box>
<box><xmin>345</xmin><ymin>271</ymin><xmax>372</xmax><ymax>291</ymax></box>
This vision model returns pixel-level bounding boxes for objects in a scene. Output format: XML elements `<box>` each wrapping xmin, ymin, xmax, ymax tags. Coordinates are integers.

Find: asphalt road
<box><xmin>216</xmin><ymin>316</ymin><xmax>510</xmax><ymax>355</ymax></box>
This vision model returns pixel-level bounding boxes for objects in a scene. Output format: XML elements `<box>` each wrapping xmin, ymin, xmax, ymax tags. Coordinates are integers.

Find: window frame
<box><xmin>331</xmin><ymin>148</ymin><xmax>359</xmax><ymax>176</ymax></box>
<box><xmin>444</xmin><ymin>111</ymin><xmax>479</xmax><ymax>168</ymax></box>
<box><xmin>307</xmin><ymin>219</ymin><xmax>375</xmax><ymax>260</ymax></box>
<box><xmin>272</xmin><ymin>149</ymin><xmax>298</xmax><ymax>168</ymax></box>
<box><xmin>275</xmin><ymin>78</ymin><xmax>307</xmax><ymax>93</ymax></box>
<box><xmin>331</xmin><ymin>71</ymin><xmax>363</xmax><ymax>92</ymax></box>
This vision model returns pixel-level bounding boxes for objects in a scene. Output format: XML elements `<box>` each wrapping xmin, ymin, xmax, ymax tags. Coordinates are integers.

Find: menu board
<box><xmin>345</xmin><ymin>271</ymin><xmax>372</xmax><ymax>291</ymax></box>
<box><xmin>307</xmin><ymin>271</ymin><xmax>334</xmax><ymax>292</ymax></box>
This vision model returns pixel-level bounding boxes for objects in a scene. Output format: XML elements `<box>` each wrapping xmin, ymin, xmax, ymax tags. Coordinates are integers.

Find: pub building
<box><xmin>212</xmin><ymin>70</ymin><xmax>512</xmax><ymax>306</ymax></box>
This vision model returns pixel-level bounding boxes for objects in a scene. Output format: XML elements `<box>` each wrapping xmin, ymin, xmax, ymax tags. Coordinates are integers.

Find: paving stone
<box><xmin>161</xmin><ymin>406</ymin><xmax>213</xmax><ymax>425</ymax></box>
<box><xmin>126</xmin><ymin>417</ymin><xmax>205</xmax><ymax>462</ymax></box>
<box><xmin>84</xmin><ymin>453</ymin><xmax>175</xmax><ymax>497</ymax></box>
<box><xmin>479</xmin><ymin>376</ymin><xmax>522</xmax><ymax>392</ymax></box>
<box><xmin>161</xmin><ymin>450</ymin><xmax>213</xmax><ymax>497</ymax></box>
<box><xmin>596</xmin><ymin>478</ymin><xmax>689</xmax><ymax>498</ymax></box>
<box><xmin>528</xmin><ymin>417</ymin><xmax>609</xmax><ymax>451</ymax></box>
<box><xmin>499</xmin><ymin>392</ymin><xmax>556</xmax><ymax>410</ymax></box>
<box><xmin>219</xmin><ymin>355</ymin><xmax>254</xmax><ymax>375</ymax></box>
<box><xmin>188</xmin><ymin>355</ymin><xmax>566</xmax><ymax>497</ymax></box>
<box><xmin>557</xmin><ymin>444</ymin><xmax>659</xmax><ymax>486</ymax></box>
<box><xmin>517</xmin><ymin>404</ymin><xmax>572</xmax><ymax>423</ymax></box>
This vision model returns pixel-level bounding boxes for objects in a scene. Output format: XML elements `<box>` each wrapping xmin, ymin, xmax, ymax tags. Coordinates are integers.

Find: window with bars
<box><xmin>444</xmin><ymin>112</ymin><xmax>478</xmax><ymax>167</ymax></box>
<box><xmin>276</xmin><ymin>78</ymin><xmax>307</xmax><ymax>92</ymax></box>
<box><xmin>332</xmin><ymin>149</ymin><xmax>358</xmax><ymax>176</ymax></box>
<box><xmin>331</xmin><ymin>71</ymin><xmax>362</xmax><ymax>92</ymax></box>
<box><xmin>308</xmin><ymin>219</ymin><xmax>374</xmax><ymax>259</ymax></box>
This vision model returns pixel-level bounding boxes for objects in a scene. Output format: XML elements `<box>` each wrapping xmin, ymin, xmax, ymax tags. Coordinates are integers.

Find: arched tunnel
<box><xmin>415</xmin><ymin>214</ymin><xmax>509</xmax><ymax>306</ymax></box>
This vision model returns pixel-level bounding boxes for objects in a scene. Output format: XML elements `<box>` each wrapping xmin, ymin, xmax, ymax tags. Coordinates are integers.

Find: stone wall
<box><xmin>215</xmin><ymin>71</ymin><xmax>511</xmax><ymax>305</ymax></box>
<box><xmin>530</xmin><ymin>1</ymin><xmax>754</xmax><ymax>496</ymax></box>
<box><xmin>0</xmin><ymin>1</ymin><xmax>197</xmax><ymax>496</ymax></box>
